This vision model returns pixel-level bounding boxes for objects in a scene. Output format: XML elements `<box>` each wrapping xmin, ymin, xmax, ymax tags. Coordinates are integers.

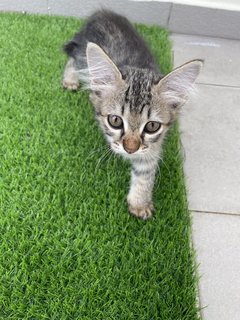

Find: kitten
<box><xmin>63</xmin><ymin>10</ymin><xmax>203</xmax><ymax>219</ymax></box>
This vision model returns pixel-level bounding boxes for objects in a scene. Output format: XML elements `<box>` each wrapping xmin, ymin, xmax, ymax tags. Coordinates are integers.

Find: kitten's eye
<box><xmin>144</xmin><ymin>121</ymin><xmax>161</xmax><ymax>134</ymax></box>
<box><xmin>108</xmin><ymin>115</ymin><xmax>123</xmax><ymax>129</ymax></box>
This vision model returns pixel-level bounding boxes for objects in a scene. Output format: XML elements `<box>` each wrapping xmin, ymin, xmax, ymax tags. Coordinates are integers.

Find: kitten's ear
<box><xmin>156</xmin><ymin>60</ymin><xmax>203</xmax><ymax>108</ymax></box>
<box><xmin>86</xmin><ymin>42</ymin><xmax>123</xmax><ymax>95</ymax></box>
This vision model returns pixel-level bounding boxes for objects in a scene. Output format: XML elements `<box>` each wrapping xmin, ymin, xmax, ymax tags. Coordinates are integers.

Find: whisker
<box><xmin>79</xmin><ymin>145</ymin><xmax>109</xmax><ymax>182</ymax></box>
<box><xmin>94</xmin><ymin>147</ymin><xmax>112</xmax><ymax>174</ymax></box>
<box><xmin>158</xmin><ymin>155</ymin><xmax>173</xmax><ymax>190</ymax></box>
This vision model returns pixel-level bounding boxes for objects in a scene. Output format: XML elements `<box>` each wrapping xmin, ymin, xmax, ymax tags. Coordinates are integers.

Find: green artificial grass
<box><xmin>0</xmin><ymin>13</ymin><xmax>200</xmax><ymax>319</ymax></box>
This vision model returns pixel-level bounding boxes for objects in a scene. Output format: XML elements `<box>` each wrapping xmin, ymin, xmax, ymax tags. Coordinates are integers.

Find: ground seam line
<box><xmin>197</xmin><ymin>82</ymin><xmax>240</xmax><ymax>89</ymax></box>
<box><xmin>191</xmin><ymin>209</ymin><xmax>240</xmax><ymax>217</ymax></box>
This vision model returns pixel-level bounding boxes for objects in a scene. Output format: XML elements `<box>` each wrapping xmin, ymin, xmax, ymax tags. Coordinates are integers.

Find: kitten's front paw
<box><xmin>62</xmin><ymin>79</ymin><xmax>80</xmax><ymax>91</ymax></box>
<box><xmin>128</xmin><ymin>202</ymin><xmax>154</xmax><ymax>220</ymax></box>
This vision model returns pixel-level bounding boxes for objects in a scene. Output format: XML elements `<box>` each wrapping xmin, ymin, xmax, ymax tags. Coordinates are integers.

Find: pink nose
<box><xmin>123</xmin><ymin>137</ymin><xmax>140</xmax><ymax>154</ymax></box>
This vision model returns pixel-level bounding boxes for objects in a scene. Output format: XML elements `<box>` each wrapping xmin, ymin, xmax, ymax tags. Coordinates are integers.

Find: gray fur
<box><xmin>64</xmin><ymin>10</ymin><xmax>160</xmax><ymax>72</ymax></box>
<box><xmin>63</xmin><ymin>10</ymin><xmax>203</xmax><ymax>219</ymax></box>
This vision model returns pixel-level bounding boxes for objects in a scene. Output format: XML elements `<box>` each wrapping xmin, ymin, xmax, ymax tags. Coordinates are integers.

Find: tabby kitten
<box><xmin>63</xmin><ymin>10</ymin><xmax>203</xmax><ymax>219</ymax></box>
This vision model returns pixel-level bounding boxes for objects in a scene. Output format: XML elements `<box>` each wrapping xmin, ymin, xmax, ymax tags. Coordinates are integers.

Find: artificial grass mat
<box><xmin>0</xmin><ymin>13</ymin><xmax>200</xmax><ymax>319</ymax></box>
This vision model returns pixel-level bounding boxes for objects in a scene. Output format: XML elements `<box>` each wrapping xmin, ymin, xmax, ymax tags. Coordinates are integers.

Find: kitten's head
<box><xmin>82</xmin><ymin>42</ymin><xmax>203</xmax><ymax>160</ymax></box>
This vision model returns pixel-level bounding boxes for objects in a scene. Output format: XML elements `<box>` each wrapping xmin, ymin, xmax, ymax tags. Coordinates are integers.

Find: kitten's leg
<box><xmin>62</xmin><ymin>57</ymin><xmax>80</xmax><ymax>90</ymax></box>
<box><xmin>127</xmin><ymin>160</ymin><xmax>158</xmax><ymax>220</ymax></box>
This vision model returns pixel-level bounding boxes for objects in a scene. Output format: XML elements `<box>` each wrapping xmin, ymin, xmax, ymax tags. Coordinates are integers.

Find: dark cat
<box><xmin>63</xmin><ymin>10</ymin><xmax>203</xmax><ymax>219</ymax></box>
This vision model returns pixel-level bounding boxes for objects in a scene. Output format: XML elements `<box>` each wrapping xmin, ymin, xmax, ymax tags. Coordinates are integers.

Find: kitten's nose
<box><xmin>123</xmin><ymin>136</ymin><xmax>140</xmax><ymax>154</ymax></box>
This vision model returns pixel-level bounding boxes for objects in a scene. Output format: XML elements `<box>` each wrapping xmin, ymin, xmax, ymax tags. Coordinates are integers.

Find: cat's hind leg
<box><xmin>62</xmin><ymin>57</ymin><xmax>80</xmax><ymax>90</ymax></box>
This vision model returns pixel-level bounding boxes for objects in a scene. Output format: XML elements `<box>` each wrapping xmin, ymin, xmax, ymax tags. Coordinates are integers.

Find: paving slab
<box><xmin>192</xmin><ymin>211</ymin><xmax>240</xmax><ymax>320</ymax></box>
<box><xmin>179</xmin><ymin>84</ymin><xmax>240</xmax><ymax>214</ymax></box>
<box><xmin>0</xmin><ymin>0</ymin><xmax>49</xmax><ymax>14</ymax></box>
<box><xmin>171</xmin><ymin>34</ymin><xmax>240</xmax><ymax>87</ymax></box>
<box><xmin>169</xmin><ymin>4</ymin><xmax>240</xmax><ymax>40</ymax></box>
<box><xmin>48</xmin><ymin>0</ymin><xmax>171</xmax><ymax>25</ymax></box>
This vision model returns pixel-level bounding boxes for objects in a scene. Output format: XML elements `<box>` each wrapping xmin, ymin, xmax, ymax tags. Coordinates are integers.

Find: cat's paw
<box><xmin>128</xmin><ymin>202</ymin><xmax>154</xmax><ymax>220</ymax></box>
<box><xmin>62</xmin><ymin>79</ymin><xmax>80</xmax><ymax>91</ymax></box>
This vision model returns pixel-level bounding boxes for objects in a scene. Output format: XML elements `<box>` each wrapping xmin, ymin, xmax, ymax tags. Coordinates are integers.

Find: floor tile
<box><xmin>192</xmin><ymin>211</ymin><xmax>240</xmax><ymax>320</ymax></box>
<box><xmin>169</xmin><ymin>4</ymin><xmax>240</xmax><ymax>40</ymax></box>
<box><xmin>49</xmin><ymin>0</ymin><xmax>171</xmax><ymax>25</ymax></box>
<box><xmin>171</xmin><ymin>34</ymin><xmax>240</xmax><ymax>87</ymax></box>
<box><xmin>0</xmin><ymin>0</ymin><xmax>49</xmax><ymax>14</ymax></box>
<box><xmin>179</xmin><ymin>84</ymin><xmax>240</xmax><ymax>214</ymax></box>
